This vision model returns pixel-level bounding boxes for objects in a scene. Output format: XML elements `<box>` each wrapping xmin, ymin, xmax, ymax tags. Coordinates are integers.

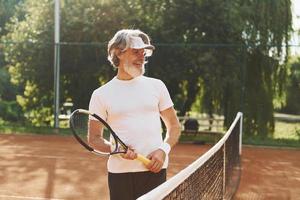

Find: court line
<box><xmin>0</xmin><ymin>194</ymin><xmax>64</xmax><ymax>200</ymax></box>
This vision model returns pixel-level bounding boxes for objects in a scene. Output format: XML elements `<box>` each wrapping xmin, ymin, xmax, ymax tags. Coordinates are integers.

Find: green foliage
<box><xmin>0</xmin><ymin>121</ymin><xmax>72</xmax><ymax>135</ymax></box>
<box><xmin>239</xmin><ymin>0</ymin><xmax>292</xmax><ymax>137</ymax></box>
<box><xmin>150</xmin><ymin>0</ymin><xmax>292</xmax><ymax>138</ymax></box>
<box><xmin>274</xmin><ymin>121</ymin><xmax>300</xmax><ymax>140</ymax></box>
<box><xmin>0</xmin><ymin>100</ymin><xmax>23</xmax><ymax>121</ymax></box>
<box><xmin>243</xmin><ymin>120</ymin><xmax>300</xmax><ymax>147</ymax></box>
<box><xmin>0</xmin><ymin>65</ymin><xmax>20</xmax><ymax>106</ymax></box>
<box><xmin>296</xmin><ymin>128</ymin><xmax>300</xmax><ymax>140</ymax></box>
<box><xmin>1</xmin><ymin>0</ymin><xmax>293</xmax><ymax>139</ymax></box>
<box><xmin>0</xmin><ymin>0</ymin><xmax>24</xmax><ymax>100</ymax></box>
<box><xmin>2</xmin><ymin>0</ymin><xmax>54</xmax><ymax>125</ymax></box>
<box><xmin>242</xmin><ymin>136</ymin><xmax>300</xmax><ymax>148</ymax></box>
<box><xmin>149</xmin><ymin>0</ymin><xmax>243</xmax><ymax>119</ymax></box>
<box><xmin>0</xmin><ymin>0</ymin><xmax>24</xmax><ymax>35</ymax></box>
<box><xmin>280</xmin><ymin>58</ymin><xmax>300</xmax><ymax>114</ymax></box>
<box><xmin>0</xmin><ymin>69</ymin><xmax>23</xmax><ymax>121</ymax></box>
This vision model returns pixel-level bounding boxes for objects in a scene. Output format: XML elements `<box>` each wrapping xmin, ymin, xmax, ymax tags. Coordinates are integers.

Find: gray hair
<box><xmin>107</xmin><ymin>29</ymin><xmax>153</xmax><ymax>67</ymax></box>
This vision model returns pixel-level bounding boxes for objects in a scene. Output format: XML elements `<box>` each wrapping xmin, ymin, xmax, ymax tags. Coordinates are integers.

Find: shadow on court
<box><xmin>0</xmin><ymin>134</ymin><xmax>299</xmax><ymax>200</ymax></box>
<box><xmin>0</xmin><ymin>134</ymin><xmax>107</xmax><ymax>200</ymax></box>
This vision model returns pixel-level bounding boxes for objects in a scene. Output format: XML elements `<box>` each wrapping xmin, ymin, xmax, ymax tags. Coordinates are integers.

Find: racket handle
<box><xmin>136</xmin><ymin>154</ymin><xmax>151</xmax><ymax>166</ymax></box>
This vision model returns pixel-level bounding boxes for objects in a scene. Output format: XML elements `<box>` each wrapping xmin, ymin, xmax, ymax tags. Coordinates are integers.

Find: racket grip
<box><xmin>136</xmin><ymin>154</ymin><xmax>151</xmax><ymax>166</ymax></box>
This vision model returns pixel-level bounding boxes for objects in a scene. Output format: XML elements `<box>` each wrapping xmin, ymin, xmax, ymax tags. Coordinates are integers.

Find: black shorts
<box><xmin>108</xmin><ymin>169</ymin><xmax>166</xmax><ymax>200</ymax></box>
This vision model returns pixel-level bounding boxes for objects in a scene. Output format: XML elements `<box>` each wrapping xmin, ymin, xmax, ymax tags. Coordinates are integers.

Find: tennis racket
<box><xmin>69</xmin><ymin>109</ymin><xmax>150</xmax><ymax>165</ymax></box>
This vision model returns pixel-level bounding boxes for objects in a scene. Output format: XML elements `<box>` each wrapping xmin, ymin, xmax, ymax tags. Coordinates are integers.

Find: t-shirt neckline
<box><xmin>113</xmin><ymin>75</ymin><xmax>143</xmax><ymax>84</ymax></box>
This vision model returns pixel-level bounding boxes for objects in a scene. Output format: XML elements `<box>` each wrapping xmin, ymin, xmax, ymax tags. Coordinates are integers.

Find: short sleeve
<box><xmin>158</xmin><ymin>80</ymin><xmax>174</xmax><ymax>111</ymax></box>
<box><xmin>88</xmin><ymin>90</ymin><xmax>107</xmax><ymax>120</ymax></box>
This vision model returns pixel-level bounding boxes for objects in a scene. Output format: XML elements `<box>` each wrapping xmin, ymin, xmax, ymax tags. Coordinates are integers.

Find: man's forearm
<box><xmin>89</xmin><ymin>135</ymin><xmax>112</xmax><ymax>153</ymax></box>
<box><xmin>160</xmin><ymin>107</ymin><xmax>181</xmax><ymax>150</ymax></box>
<box><xmin>164</xmin><ymin>125</ymin><xmax>181</xmax><ymax>147</ymax></box>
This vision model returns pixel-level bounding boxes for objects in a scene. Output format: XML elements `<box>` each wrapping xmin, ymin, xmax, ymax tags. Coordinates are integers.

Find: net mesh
<box><xmin>137</xmin><ymin>112</ymin><xmax>242</xmax><ymax>200</ymax></box>
<box><xmin>224</xmin><ymin>122</ymin><xmax>241</xmax><ymax>200</ymax></box>
<box><xmin>164</xmin><ymin>148</ymin><xmax>224</xmax><ymax>200</ymax></box>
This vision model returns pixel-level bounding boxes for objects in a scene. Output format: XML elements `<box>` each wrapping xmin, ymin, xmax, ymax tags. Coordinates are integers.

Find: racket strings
<box><xmin>110</xmin><ymin>140</ymin><xmax>127</xmax><ymax>154</ymax></box>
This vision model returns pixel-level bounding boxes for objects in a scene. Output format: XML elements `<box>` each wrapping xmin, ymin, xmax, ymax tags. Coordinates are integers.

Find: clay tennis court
<box><xmin>0</xmin><ymin>134</ymin><xmax>299</xmax><ymax>200</ymax></box>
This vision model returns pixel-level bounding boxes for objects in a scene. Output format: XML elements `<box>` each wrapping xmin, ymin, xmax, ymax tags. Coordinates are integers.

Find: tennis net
<box><xmin>137</xmin><ymin>112</ymin><xmax>243</xmax><ymax>200</ymax></box>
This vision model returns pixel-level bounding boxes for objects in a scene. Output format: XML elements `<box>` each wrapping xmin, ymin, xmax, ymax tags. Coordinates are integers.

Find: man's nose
<box><xmin>138</xmin><ymin>51</ymin><xmax>145</xmax><ymax>58</ymax></box>
<box><xmin>139</xmin><ymin>51</ymin><xmax>145</xmax><ymax>57</ymax></box>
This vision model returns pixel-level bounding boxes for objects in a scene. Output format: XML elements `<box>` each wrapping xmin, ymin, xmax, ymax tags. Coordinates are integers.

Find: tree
<box><xmin>2</xmin><ymin>0</ymin><xmax>293</xmax><ymax>138</ymax></box>
<box><xmin>2</xmin><ymin>0</ymin><xmax>150</xmax><ymax>125</ymax></box>
<box><xmin>0</xmin><ymin>0</ymin><xmax>24</xmax><ymax>35</ymax></box>
<box><xmin>156</xmin><ymin>0</ymin><xmax>292</xmax><ymax>138</ymax></box>
<box><xmin>0</xmin><ymin>0</ymin><xmax>24</xmax><ymax>121</ymax></box>
<box><xmin>281</xmin><ymin>57</ymin><xmax>300</xmax><ymax>114</ymax></box>
<box><xmin>240</xmin><ymin>0</ymin><xmax>292</xmax><ymax>137</ymax></box>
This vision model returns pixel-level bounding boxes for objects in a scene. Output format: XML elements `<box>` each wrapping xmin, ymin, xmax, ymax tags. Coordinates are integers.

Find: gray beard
<box><xmin>124</xmin><ymin>61</ymin><xmax>145</xmax><ymax>78</ymax></box>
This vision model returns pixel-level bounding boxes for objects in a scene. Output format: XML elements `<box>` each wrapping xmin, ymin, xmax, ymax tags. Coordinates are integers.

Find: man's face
<box><xmin>120</xmin><ymin>48</ymin><xmax>146</xmax><ymax>78</ymax></box>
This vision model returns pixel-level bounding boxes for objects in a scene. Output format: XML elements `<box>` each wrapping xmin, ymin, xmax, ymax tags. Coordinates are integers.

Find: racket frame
<box><xmin>69</xmin><ymin>109</ymin><xmax>150</xmax><ymax>165</ymax></box>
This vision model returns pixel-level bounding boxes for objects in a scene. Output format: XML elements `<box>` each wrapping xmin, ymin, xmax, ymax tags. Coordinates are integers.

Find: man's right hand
<box><xmin>121</xmin><ymin>146</ymin><xmax>138</xmax><ymax>160</ymax></box>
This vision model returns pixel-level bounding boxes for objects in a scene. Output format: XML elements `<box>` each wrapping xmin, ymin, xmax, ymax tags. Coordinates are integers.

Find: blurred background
<box><xmin>0</xmin><ymin>0</ymin><xmax>299</xmax><ymax>147</ymax></box>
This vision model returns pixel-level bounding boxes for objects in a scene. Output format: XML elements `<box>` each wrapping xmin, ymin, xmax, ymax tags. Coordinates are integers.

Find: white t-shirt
<box><xmin>89</xmin><ymin>75</ymin><xmax>174</xmax><ymax>173</ymax></box>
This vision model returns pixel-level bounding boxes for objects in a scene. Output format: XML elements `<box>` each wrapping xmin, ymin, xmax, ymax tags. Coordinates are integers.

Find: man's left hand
<box><xmin>146</xmin><ymin>149</ymin><xmax>166</xmax><ymax>173</ymax></box>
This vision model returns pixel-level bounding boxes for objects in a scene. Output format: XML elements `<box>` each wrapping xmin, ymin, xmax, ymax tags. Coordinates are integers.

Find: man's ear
<box><xmin>115</xmin><ymin>49</ymin><xmax>122</xmax><ymax>59</ymax></box>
